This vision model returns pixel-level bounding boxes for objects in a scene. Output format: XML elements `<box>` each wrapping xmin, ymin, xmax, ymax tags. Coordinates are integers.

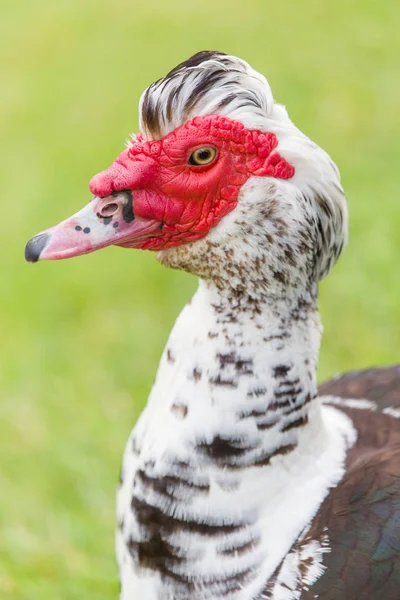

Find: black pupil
<box><xmin>197</xmin><ymin>149</ymin><xmax>210</xmax><ymax>161</ymax></box>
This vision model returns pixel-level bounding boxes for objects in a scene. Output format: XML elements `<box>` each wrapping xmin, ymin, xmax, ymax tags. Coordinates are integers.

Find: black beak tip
<box><xmin>25</xmin><ymin>233</ymin><xmax>50</xmax><ymax>263</ymax></box>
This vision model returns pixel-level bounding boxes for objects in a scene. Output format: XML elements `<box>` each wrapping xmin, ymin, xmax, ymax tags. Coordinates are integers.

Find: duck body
<box><xmin>25</xmin><ymin>51</ymin><xmax>400</xmax><ymax>599</ymax></box>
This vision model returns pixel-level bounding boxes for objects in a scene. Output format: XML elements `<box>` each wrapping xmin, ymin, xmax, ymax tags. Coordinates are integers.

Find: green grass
<box><xmin>1</xmin><ymin>0</ymin><xmax>399</xmax><ymax>597</ymax></box>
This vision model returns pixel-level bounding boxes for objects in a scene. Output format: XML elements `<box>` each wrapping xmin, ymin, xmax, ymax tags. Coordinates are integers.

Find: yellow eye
<box><xmin>188</xmin><ymin>147</ymin><xmax>217</xmax><ymax>166</ymax></box>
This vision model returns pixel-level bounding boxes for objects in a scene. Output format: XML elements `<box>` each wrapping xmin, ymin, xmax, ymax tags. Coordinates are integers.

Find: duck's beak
<box><xmin>25</xmin><ymin>191</ymin><xmax>162</xmax><ymax>262</ymax></box>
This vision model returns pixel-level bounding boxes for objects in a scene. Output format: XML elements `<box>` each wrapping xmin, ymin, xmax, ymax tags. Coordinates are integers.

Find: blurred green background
<box><xmin>1</xmin><ymin>0</ymin><xmax>399</xmax><ymax>597</ymax></box>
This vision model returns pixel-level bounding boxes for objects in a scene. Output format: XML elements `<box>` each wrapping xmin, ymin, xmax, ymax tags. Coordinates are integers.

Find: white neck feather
<box><xmin>117</xmin><ymin>278</ymin><xmax>355</xmax><ymax>600</ymax></box>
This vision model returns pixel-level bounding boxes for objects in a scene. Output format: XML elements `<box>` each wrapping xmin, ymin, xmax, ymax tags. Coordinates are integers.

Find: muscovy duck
<box><xmin>25</xmin><ymin>51</ymin><xmax>400</xmax><ymax>600</ymax></box>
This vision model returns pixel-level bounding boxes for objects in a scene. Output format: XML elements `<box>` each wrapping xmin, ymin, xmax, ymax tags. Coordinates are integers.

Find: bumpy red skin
<box><xmin>89</xmin><ymin>115</ymin><xmax>295</xmax><ymax>251</ymax></box>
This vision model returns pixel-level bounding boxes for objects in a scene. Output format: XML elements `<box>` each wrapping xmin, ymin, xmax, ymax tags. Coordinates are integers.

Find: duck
<box><xmin>25</xmin><ymin>51</ymin><xmax>400</xmax><ymax>600</ymax></box>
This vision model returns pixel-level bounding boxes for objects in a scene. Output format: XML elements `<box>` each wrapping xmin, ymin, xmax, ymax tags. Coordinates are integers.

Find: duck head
<box><xmin>26</xmin><ymin>51</ymin><xmax>347</xmax><ymax>291</ymax></box>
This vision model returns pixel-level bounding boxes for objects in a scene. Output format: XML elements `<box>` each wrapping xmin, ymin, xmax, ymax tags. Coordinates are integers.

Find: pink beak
<box><xmin>25</xmin><ymin>191</ymin><xmax>162</xmax><ymax>262</ymax></box>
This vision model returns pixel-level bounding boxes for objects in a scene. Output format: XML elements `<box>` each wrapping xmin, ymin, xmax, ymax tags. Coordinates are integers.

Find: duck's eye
<box><xmin>188</xmin><ymin>147</ymin><xmax>217</xmax><ymax>166</ymax></box>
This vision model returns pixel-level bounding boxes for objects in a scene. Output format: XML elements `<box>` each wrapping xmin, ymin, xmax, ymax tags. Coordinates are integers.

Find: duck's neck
<box><xmin>146</xmin><ymin>278</ymin><xmax>321</xmax><ymax>458</ymax></box>
<box><xmin>123</xmin><ymin>279</ymin><xmax>354</xmax><ymax>600</ymax></box>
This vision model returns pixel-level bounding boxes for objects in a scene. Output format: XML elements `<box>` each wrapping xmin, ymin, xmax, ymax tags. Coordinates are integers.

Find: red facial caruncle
<box><xmin>90</xmin><ymin>115</ymin><xmax>295</xmax><ymax>251</ymax></box>
<box><xmin>25</xmin><ymin>115</ymin><xmax>294</xmax><ymax>263</ymax></box>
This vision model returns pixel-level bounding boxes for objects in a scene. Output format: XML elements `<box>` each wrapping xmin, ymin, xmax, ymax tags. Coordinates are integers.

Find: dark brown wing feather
<box><xmin>319</xmin><ymin>364</ymin><xmax>400</xmax><ymax>410</ymax></box>
<box><xmin>300</xmin><ymin>366</ymin><xmax>400</xmax><ymax>599</ymax></box>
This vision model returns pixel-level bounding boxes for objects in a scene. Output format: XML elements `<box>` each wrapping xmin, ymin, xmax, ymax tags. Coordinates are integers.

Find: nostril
<box><xmin>98</xmin><ymin>202</ymin><xmax>119</xmax><ymax>218</ymax></box>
